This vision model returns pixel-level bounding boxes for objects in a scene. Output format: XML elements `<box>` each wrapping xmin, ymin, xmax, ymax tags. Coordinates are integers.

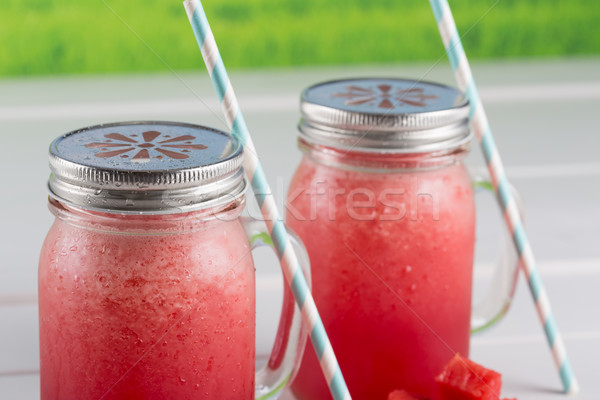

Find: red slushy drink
<box><xmin>288</xmin><ymin>78</ymin><xmax>476</xmax><ymax>399</ymax></box>
<box><xmin>288</xmin><ymin>148</ymin><xmax>474</xmax><ymax>399</ymax></box>
<box><xmin>39</xmin><ymin>204</ymin><xmax>255</xmax><ymax>399</ymax></box>
<box><xmin>39</xmin><ymin>121</ymin><xmax>308</xmax><ymax>400</ymax></box>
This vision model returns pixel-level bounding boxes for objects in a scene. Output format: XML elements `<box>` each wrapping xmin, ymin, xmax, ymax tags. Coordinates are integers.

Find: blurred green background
<box><xmin>2</xmin><ymin>0</ymin><xmax>599</xmax><ymax>77</ymax></box>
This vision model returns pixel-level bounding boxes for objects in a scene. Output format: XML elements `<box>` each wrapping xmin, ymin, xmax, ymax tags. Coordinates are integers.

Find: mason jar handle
<box><xmin>240</xmin><ymin>217</ymin><xmax>311</xmax><ymax>400</ymax></box>
<box><xmin>471</xmin><ymin>176</ymin><xmax>523</xmax><ymax>333</ymax></box>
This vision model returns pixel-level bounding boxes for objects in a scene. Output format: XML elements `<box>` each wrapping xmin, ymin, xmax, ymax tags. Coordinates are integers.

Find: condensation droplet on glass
<box><xmin>125</xmin><ymin>199</ymin><xmax>135</xmax><ymax>207</ymax></box>
<box><xmin>94</xmin><ymin>188</ymin><xmax>102</xmax><ymax>196</ymax></box>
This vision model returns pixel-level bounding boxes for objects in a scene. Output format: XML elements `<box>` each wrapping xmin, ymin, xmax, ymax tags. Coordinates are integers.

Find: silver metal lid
<box><xmin>48</xmin><ymin>121</ymin><xmax>245</xmax><ymax>214</ymax></box>
<box><xmin>299</xmin><ymin>78</ymin><xmax>472</xmax><ymax>153</ymax></box>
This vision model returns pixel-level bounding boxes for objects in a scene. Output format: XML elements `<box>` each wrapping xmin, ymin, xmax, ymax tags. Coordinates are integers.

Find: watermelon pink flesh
<box><xmin>435</xmin><ymin>353</ymin><xmax>503</xmax><ymax>400</ymax></box>
<box><xmin>387</xmin><ymin>389</ymin><xmax>420</xmax><ymax>400</ymax></box>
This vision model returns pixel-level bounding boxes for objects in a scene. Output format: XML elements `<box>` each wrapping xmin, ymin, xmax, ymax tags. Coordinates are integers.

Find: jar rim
<box><xmin>297</xmin><ymin>137</ymin><xmax>471</xmax><ymax>173</ymax></box>
<box><xmin>47</xmin><ymin>196</ymin><xmax>246</xmax><ymax>234</ymax></box>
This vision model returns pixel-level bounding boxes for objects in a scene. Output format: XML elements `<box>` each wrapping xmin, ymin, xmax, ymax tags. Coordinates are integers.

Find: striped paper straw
<box><xmin>429</xmin><ymin>0</ymin><xmax>579</xmax><ymax>394</ymax></box>
<box><xmin>183</xmin><ymin>1</ymin><xmax>351</xmax><ymax>399</ymax></box>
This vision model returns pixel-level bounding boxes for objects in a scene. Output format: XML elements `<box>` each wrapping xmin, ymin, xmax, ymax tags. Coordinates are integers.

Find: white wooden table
<box><xmin>1</xmin><ymin>59</ymin><xmax>599</xmax><ymax>399</ymax></box>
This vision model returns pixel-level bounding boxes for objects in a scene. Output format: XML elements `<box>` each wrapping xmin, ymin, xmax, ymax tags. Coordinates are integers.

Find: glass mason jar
<box><xmin>39</xmin><ymin>121</ymin><xmax>309</xmax><ymax>400</ymax></box>
<box><xmin>286</xmin><ymin>79</ymin><xmax>520</xmax><ymax>400</ymax></box>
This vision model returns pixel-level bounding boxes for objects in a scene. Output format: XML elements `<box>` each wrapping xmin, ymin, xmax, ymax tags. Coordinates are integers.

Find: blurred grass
<box><xmin>1</xmin><ymin>0</ymin><xmax>599</xmax><ymax>77</ymax></box>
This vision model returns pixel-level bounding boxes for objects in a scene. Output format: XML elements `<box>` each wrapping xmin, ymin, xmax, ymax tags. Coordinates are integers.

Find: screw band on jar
<box><xmin>299</xmin><ymin>78</ymin><xmax>472</xmax><ymax>153</ymax></box>
<box><xmin>48</xmin><ymin>121</ymin><xmax>246</xmax><ymax>214</ymax></box>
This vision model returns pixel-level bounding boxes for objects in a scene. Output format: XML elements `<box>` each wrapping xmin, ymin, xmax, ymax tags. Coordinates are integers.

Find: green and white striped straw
<box><xmin>183</xmin><ymin>1</ymin><xmax>351</xmax><ymax>399</ymax></box>
<box><xmin>429</xmin><ymin>0</ymin><xmax>579</xmax><ymax>394</ymax></box>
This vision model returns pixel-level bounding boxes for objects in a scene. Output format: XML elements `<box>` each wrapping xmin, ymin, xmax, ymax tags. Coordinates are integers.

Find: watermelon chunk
<box><xmin>387</xmin><ymin>389</ymin><xmax>420</xmax><ymax>400</ymax></box>
<box><xmin>435</xmin><ymin>353</ymin><xmax>502</xmax><ymax>400</ymax></box>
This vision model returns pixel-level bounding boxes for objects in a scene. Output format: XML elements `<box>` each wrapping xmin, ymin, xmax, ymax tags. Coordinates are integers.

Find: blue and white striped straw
<box><xmin>429</xmin><ymin>0</ymin><xmax>579</xmax><ymax>394</ymax></box>
<box><xmin>183</xmin><ymin>1</ymin><xmax>351</xmax><ymax>399</ymax></box>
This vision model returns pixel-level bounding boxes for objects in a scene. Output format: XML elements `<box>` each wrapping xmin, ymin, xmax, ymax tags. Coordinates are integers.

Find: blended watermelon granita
<box><xmin>39</xmin><ymin>202</ymin><xmax>255</xmax><ymax>400</ymax></box>
<box><xmin>39</xmin><ymin>121</ymin><xmax>308</xmax><ymax>400</ymax></box>
<box><xmin>287</xmin><ymin>78</ymin><xmax>477</xmax><ymax>399</ymax></box>
<box><xmin>287</xmin><ymin>146</ymin><xmax>475</xmax><ymax>400</ymax></box>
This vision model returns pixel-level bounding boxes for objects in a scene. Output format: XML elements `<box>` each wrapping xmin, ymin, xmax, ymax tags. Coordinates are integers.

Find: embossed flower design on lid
<box><xmin>332</xmin><ymin>84</ymin><xmax>438</xmax><ymax>109</ymax></box>
<box><xmin>85</xmin><ymin>130</ymin><xmax>207</xmax><ymax>162</ymax></box>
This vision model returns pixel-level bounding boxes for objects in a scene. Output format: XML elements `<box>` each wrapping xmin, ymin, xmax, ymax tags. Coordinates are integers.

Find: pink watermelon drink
<box><xmin>39</xmin><ymin>201</ymin><xmax>255</xmax><ymax>400</ymax></box>
<box><xmin>287</xmin><ymin>148</ymin><xmax>475</xmax><ymax>400</ymax></box>
<box><xmin>287</xmin><ymin>78</ymin><xmax>476</xmax><ymax>399</ymax></box>
<box><xmin>39</xmin><ymin>122</ymin><xmax>309</xmax><ymax>400</ymax></box>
